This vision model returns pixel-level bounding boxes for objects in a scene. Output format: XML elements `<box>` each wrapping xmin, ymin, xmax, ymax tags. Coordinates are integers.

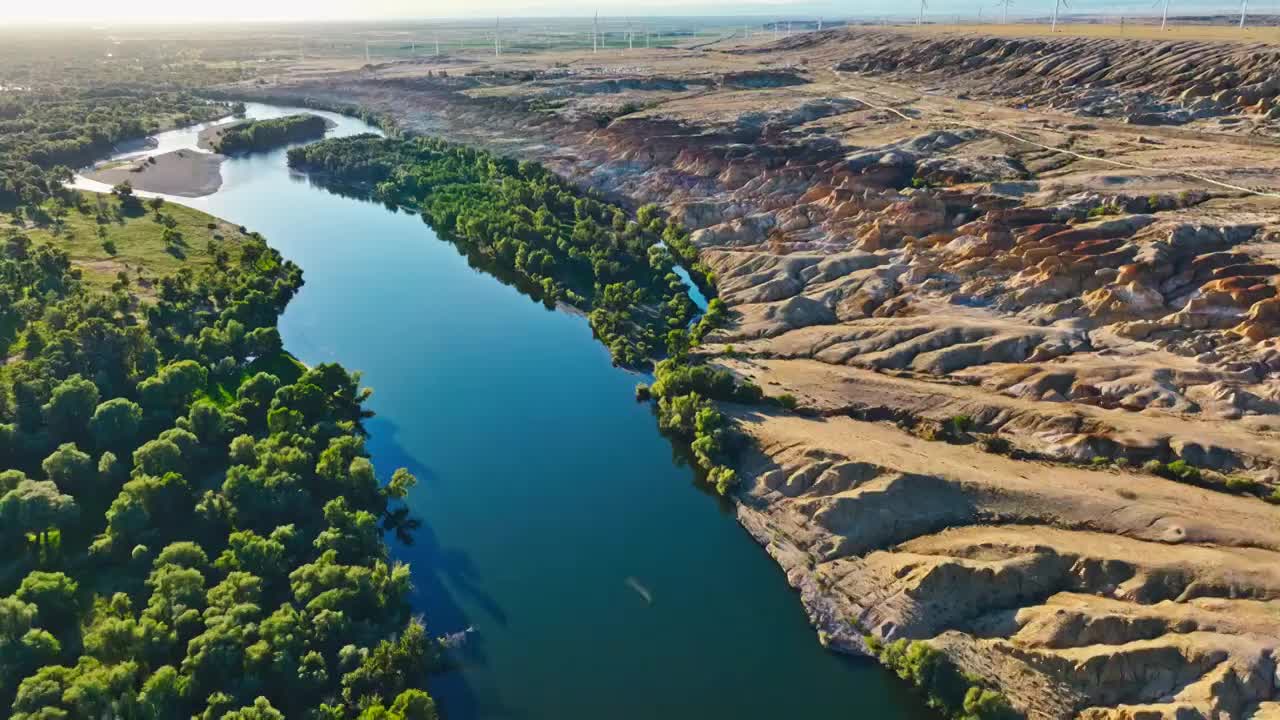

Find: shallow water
<box><xmin>75</xmin><ymin>103</ymin><xmax>936</xmax><ymax>720</ymax></box>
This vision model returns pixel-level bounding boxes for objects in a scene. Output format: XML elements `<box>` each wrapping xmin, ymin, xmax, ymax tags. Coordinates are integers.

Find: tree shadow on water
<box><xmin>365</xmin><ymin>415</ymin><xmax>518</xmax><ymax>719</ymax></box>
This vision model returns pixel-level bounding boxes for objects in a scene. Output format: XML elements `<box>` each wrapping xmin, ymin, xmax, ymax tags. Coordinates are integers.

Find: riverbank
<box><xmin>83</xmin><ymin>147</ymin><xmax>225</xmax><ymax>196</ymax></box>
<box><xmin>216</xmin><ymin>26</ymin><xmax>1280</xmax><ymax>719</ymax></box>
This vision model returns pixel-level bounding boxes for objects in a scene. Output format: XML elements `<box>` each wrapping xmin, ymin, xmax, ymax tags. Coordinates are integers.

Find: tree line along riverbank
<box><xmin>288</xmin><ymin>135</ymin><xmax>776</xmax><ymax>508</ymax></box>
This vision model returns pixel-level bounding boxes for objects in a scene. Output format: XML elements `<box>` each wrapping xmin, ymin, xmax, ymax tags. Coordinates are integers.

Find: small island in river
<box><xmin>198</xmin><ymin>113</ymin><xmax>333</xmax><ymax>154</ymax></box>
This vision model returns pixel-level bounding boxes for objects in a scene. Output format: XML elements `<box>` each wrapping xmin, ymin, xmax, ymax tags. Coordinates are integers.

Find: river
<box><xmin>75</xmin><ymin>103</ymin><xmax>935</xmax><ymax>720</ymax></box>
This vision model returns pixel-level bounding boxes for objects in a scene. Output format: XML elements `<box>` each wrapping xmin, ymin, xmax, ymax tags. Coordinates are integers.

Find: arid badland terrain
<box><xmin>224</xmin><ymin>25</ymin><xmax>1280</xmax><ymax>719</ymax></box>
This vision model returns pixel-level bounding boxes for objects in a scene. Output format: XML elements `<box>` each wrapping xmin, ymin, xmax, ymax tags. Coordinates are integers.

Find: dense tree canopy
<box><xmin>0</xmin><ymin>189</ymin><xmax>435</xmax><ymax>717</ymax></box>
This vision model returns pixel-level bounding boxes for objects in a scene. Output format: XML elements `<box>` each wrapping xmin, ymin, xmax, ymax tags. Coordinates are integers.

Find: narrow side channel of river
<box><xmin>75</xmin><ymin>103</ymin><xmax>936</xmax><ymax>720</ymax></box>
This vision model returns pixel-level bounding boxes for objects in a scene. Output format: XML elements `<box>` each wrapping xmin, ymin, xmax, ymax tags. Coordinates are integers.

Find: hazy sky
<box><xmin>0</xmin><ymin>0</ymin><xmax>1264</xmax><ymax>23</ymax></box>
<box><xmin>5</xmin><ymin>0</ymin><xmax>831</xmax><ymax>23</ymax></box>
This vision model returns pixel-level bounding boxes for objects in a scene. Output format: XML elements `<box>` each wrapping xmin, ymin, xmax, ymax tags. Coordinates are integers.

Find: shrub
<box><xmin>650</xmin><ymin>360</ymin><xmax>739</xmax><ymax>402</ymax></box>
<box><xmin>1156</xmin><ymin>459</ymin><xmax>1201</xmax><ymax>483</ymax></box>
<box><xmin>867</xmin><ymin>638</ymin><xmax>1019</xmax><ymax>719</ymax></box>
<box><xmin>1225</xmin><ymin>475</ymin><xmax>1263</xmax><ymax>495</ymax></box>
<box><xmin>963</xmin><ymin>687</ymin><xmax>1019</xmax><ymax>720</ymax></box>
<box><xmin>979</xmin><ymin>436</ymin><xmax>1011</xmax><ymax>455</ymax></box>
<box><xmin>706</xmin><ymin>465</ymin><xmax>738</xmax><ymax>495</ymax></box>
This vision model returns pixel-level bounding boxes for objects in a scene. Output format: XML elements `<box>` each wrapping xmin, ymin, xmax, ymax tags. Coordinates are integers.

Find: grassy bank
<box><xmin>4</xmin><ymin>190</ymin><xmax>245</xmax><ymax>293</ymax></box>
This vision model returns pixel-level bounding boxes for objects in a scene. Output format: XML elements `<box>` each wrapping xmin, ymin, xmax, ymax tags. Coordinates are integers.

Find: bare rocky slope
<box><xmin>225</xmin><ymin>27</ymin><xmax>1280</xmax><ymax>719</ymax></box>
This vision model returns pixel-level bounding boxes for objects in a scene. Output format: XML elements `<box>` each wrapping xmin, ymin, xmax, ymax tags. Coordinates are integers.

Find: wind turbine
<box><xmin>918</xmin><ymin>0</ymin><xmax>928</xmax><ymax>25</ymax></box>
<box><xmin>593</xmin><ymin>11</ymin><xmax>599</xmax><ymax>53</ymax></box>
<box><xmin>1051</xmin><ymin>0</ymin><xmax>1069</xmax><ymax>31</ymax></box>
<box><xmin>494</xmin><ymin>17</ymin><xmax>501</xmax><ymax>57</ymax></box>
<box><xmin>998</xmin><ymin>0</ymin><xmax>1013</xmax><ymax>24</ymax></box>
<box><xmin>1157</xmin><ymin>0</ymin><xmax>1170</xmax><ymax>30</ymax></box>
<box><xmin>1239</xmin><ymin>0</ymin><xmax>1248</xmax><ymax>28</ymax></box>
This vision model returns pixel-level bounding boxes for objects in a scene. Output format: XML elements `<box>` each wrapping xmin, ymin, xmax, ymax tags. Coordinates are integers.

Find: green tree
<box><xmin>185</xmin><ymin>402</ymin><xmax>231</xmax><ymax>448</ymax></box>
<box><xmin>41</xmin><ymin>442</ymin><xmax>95</xmax><ymax>496</ymax></box>
<box><xmin>138</xmin><ymin>360</ymin><xmax>208</xmax><ymax>414</ymax></box>
<box><xmin>390</xmin><ymin>689</ymin><xmax>439</xmax><ymax>720</ymax></box>
<box><xmin>0</xmin><ymin>479</ymin><xmax>79</xmax><ymax>544</ymax></box>
<box><xmin>229</xmin><ymin>435</ymin><xmax>257</xmax><ymax>466</ymax></box>
<box><xmin>43</xmin><ymin>374</ymin><xmax>101</xmax><ymax>441</ymax></box>
<box><xmin>385</xmin><ymin>468</ymin><xmax>417</xmax><ymax>500</ymax></box>
<box><xmin>245</xmin><ymin>326</ymin><xmax>283</xmax><ymax>358</ymax></box>
<box><xmin>90</xmin><ymin>397</ymin><xmax>144</xmax><ymax>453</ymax></box>
<box><xmin>963</xmin><ymin>687</ymin><xmax>1019</xmax><ymax>720</ymax></box>
<box><xmin>137</xmin><ymin>665</ymin><xmax>189</xmax><ymax>720</ymax></box>
<box><xmin>15</xmin><ymin>570</ymin><xmax>80</xmax><ymax>630</ymax></box>
<box><xmin>222</xmin><ymin>697</ymin><xmax>286</xmax><ymax>720</ymax></box>
<box><xmin>315</xmin><ymin>498</ymin><xmax>383</xmax><ymax>565</ymax></box>
<box><xmin>154</xmin><ymin>541</ymin><xmax>209</xmax><ymax>571</ymax></box>
<box><xmin>358</xmin><ymin>689</ymin><xmax>439</xmax><ymax>720</ymax></box>
<box><xmin>99</xmin><ymin>451</ymin><xmax>125</xmax><ymax>485</ymax></box>
<box><xmin>0</xmin><ymin>596</ymin><xmax>39</xmax><ymax>669</ymax></box>
<box><xmin>132</xmin><ymin>438</ymin><xmax>184</xmax><ymax>477</ymax></box>
<box><xmin>214</xmin><ymin>527</ymin><xmax>289</xmax><ymax>579</ymax></box>
<box><xmin>340</xmin><ymin>619</ymin><xmax>432</xmax><ymax>706</ymax></box>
